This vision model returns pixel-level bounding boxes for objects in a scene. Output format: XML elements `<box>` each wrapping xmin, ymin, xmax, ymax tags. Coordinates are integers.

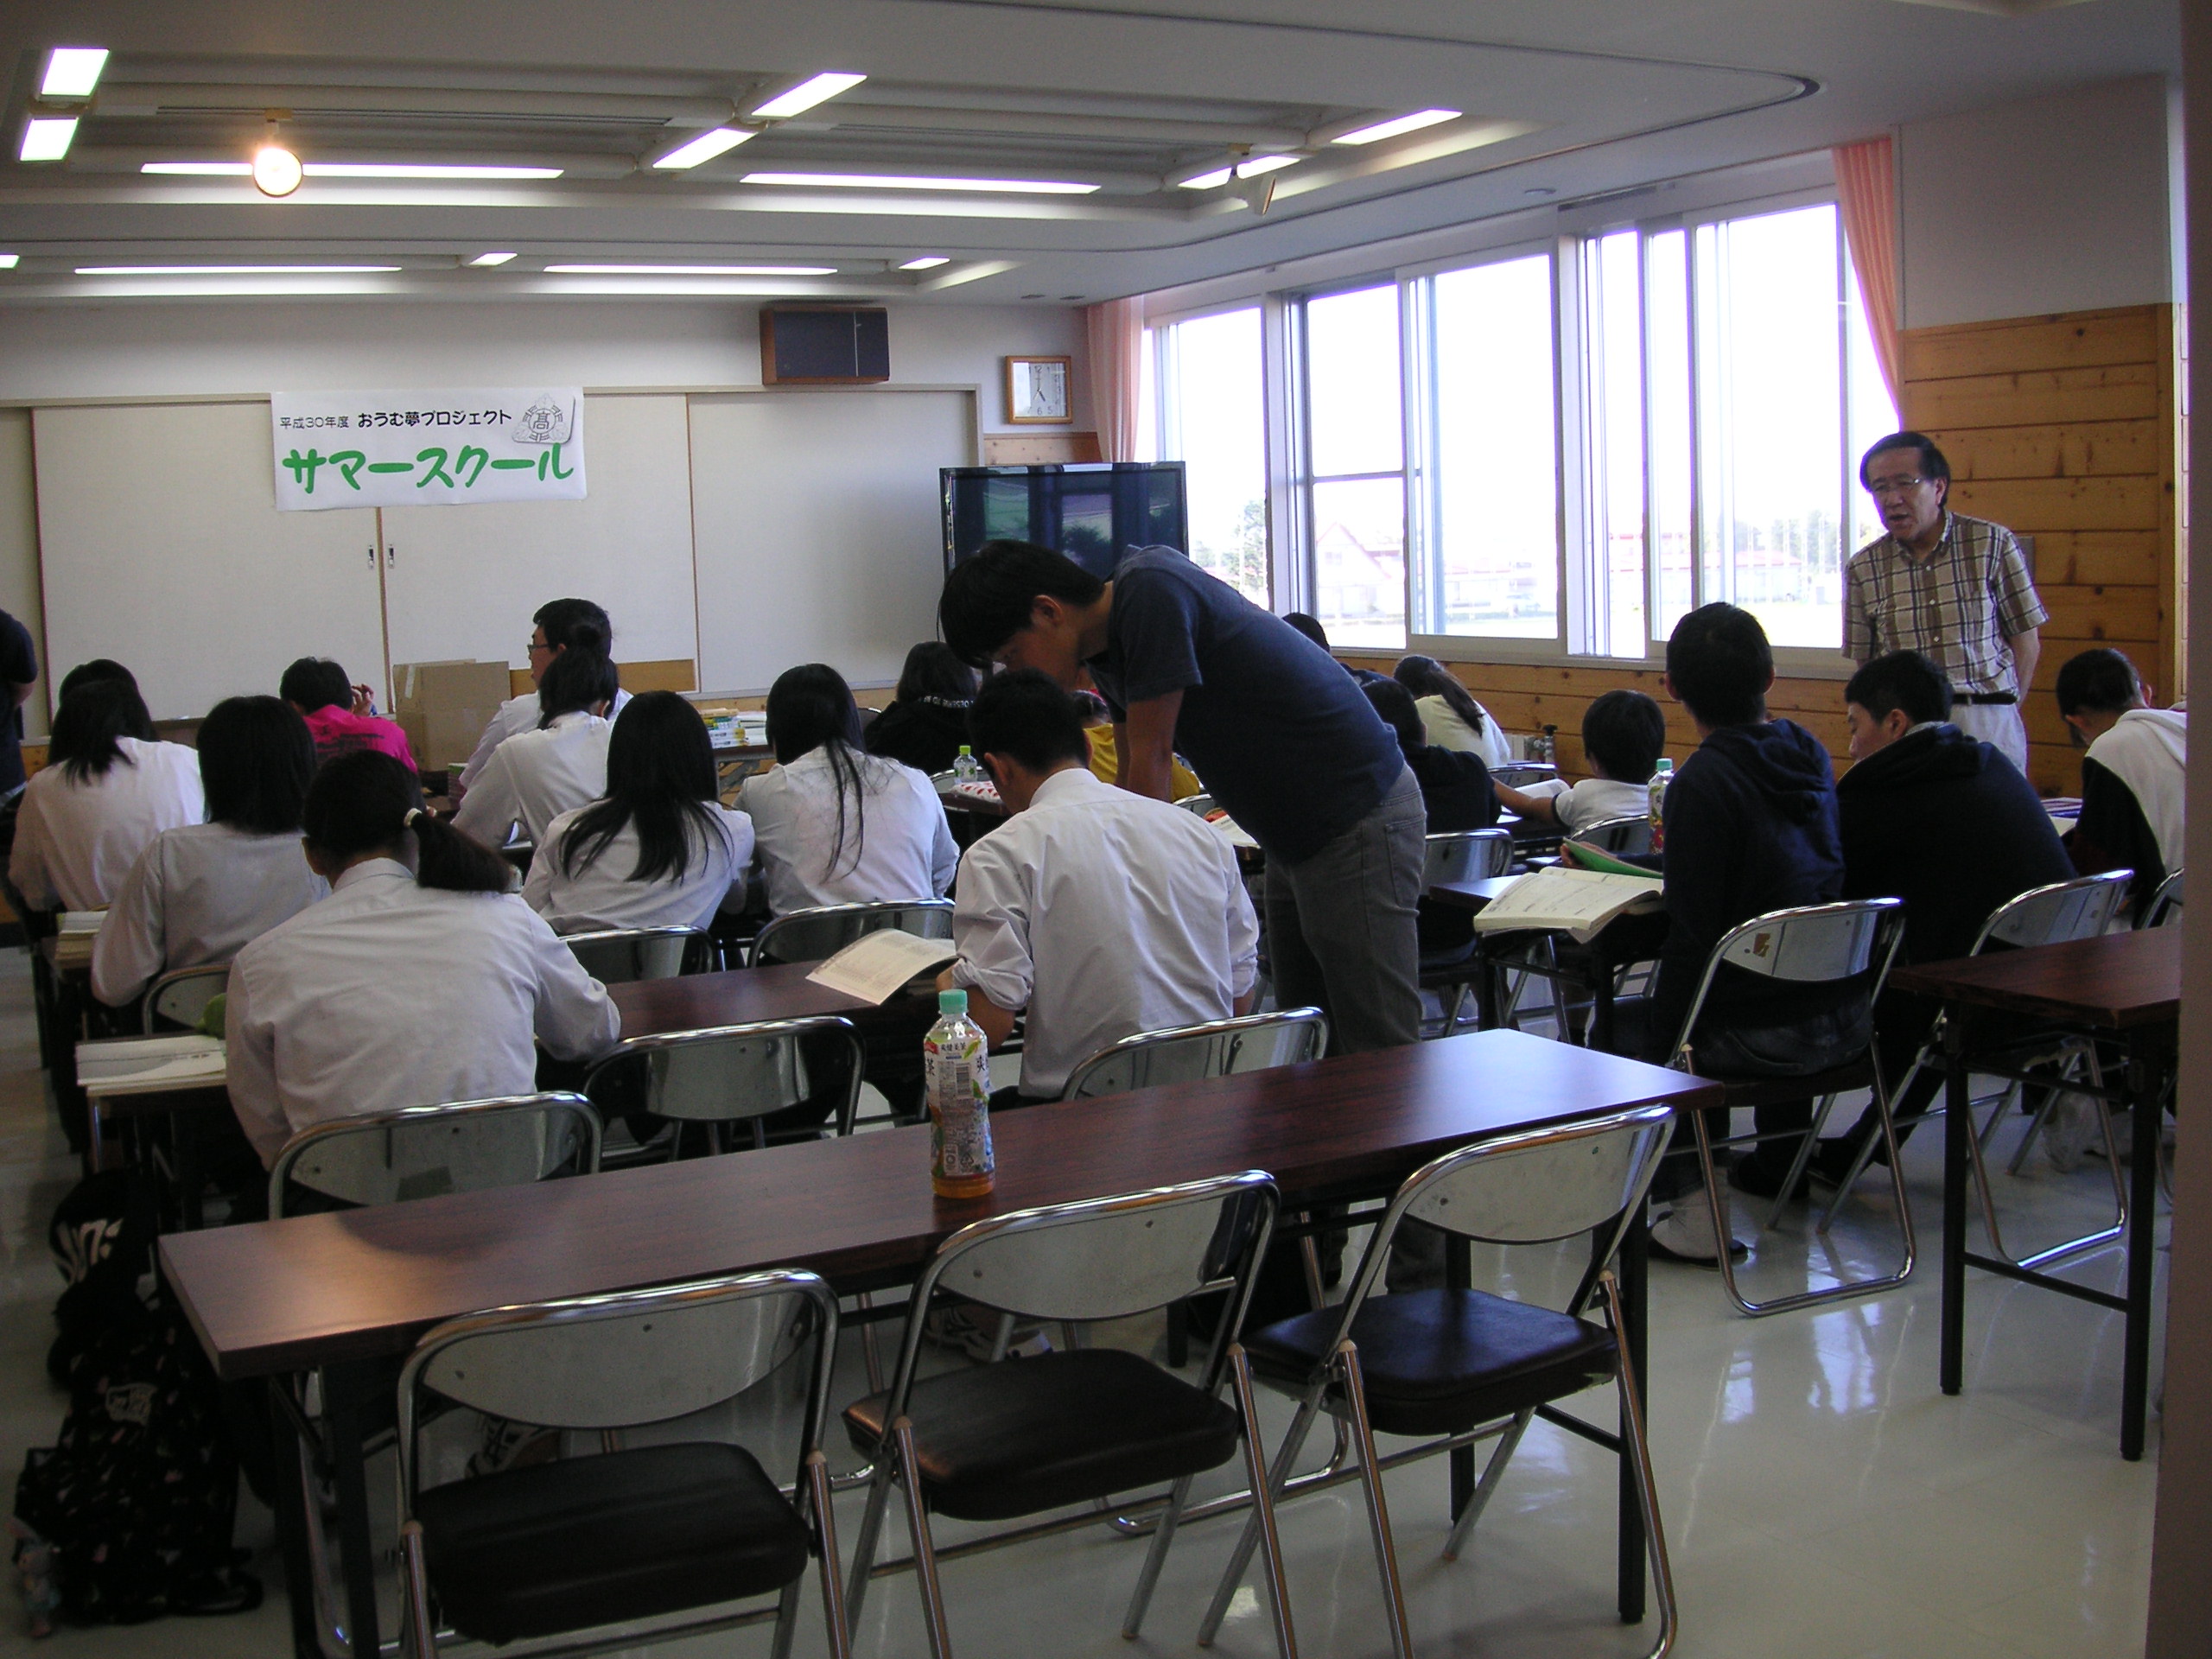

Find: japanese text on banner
<box><xmin>270</xmin><ymin>388</ymin><xmax>587</xmax><ymax>511</ymax></box>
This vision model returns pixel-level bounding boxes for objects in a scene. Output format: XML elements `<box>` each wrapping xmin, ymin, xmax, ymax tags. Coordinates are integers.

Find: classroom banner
<box><xmin>270</xmin><ymin>387</ymin><xmax>587</xmax><ymax>511</ymax></box>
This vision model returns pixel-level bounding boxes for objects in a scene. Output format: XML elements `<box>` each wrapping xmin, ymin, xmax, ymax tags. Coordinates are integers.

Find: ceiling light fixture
<box><xmin>19</xmin><ymin>118</ymin><xmax>78</xmax><ymax>163</ymax></box>
<box><xmin>1176</xmin><ymin>166</ymin><xmax>1234</xmax><ymax>190</ymax></box>
<box><xmin>899</xmin><ymin>256</ymin><xmax>950</xmax><ymax>270</ymax></box>
<box><xmin>742</xmin><ymin>171</ymin><xmax>1098</xmax><ymax>194</ymax></box>
<box><xmin>0</xmin><ymin>255</ymin><xmax>19</xmax><ymax>270</ymax></box>
<box><xmin>305</xmin><ymin>162</ymin><xmax>563</xmax><ymax>180</ymax></box>
<box><xmin>76</xmin><ymin>264</ymin><xmax>402</xmax><ymax>275</ymax></box>
<box><xmin>1332</xmin><ymin>109</ymin><xmax>1461</xmax><ymax>146</ymax></box>
<box><xmin>141</xmin><ymin>162</ymin><xmax>251</xmax><ymax>175</ymax></box>
<box><xmin>651</xmin><ymin>127</ymin><xmax>755</xmax><ymax>170</ymax></box>
<box><xmin>251</xmin><ymin>118</ymin><xmax>303</xmax><ymax>198</ymax></box>
<box><xmin>1236</xmin><ymin>155</ymin><xmax>1300</xmax><ymax>178</ymax></box>
<box><xmin>748</xmin><ymin>73</ymin><xmax>868</xmax><ymax>120</ymax></box>
<box><xmin>545</xmin><ymin>262</ymin><xmax>838</xmax><ymax>275</ymax></box>
<box><xmin>467</xmin><ymin>251</ymin><xmax>518</xmax><ymax>266</ymax></box>
<box><xmin>41</xmin><ymin>48</ymin><xmax>109</xmax><ymax>99</ymax></box>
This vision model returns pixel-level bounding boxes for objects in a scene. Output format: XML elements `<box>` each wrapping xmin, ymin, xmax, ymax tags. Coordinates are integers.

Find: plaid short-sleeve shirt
<box><xmin>1842</xmin><ymin>512</ymin><xmax>2049</xmax><ymax>697</ymax></box>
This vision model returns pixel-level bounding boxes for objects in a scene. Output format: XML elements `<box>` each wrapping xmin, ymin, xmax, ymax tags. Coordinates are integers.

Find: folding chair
<box><xmin>1662</xmin><ymin>898</ymin><xmax>1911</xmax><ymax>1316</ymax></box>
<box><xmin>1418</xmin><ymin>829</ymin><xmax>1513</xmax><ymax>1035</ymax></box>
<box><xmin>842</xmin><ymin>1173</ymin><xmax>1293</xmax><ymax>1659</ymax></box>
<box><xmin>141</xmin><ymin>962</ymin><xmax>231</xmax><ymax>1033</ymax></box>
<box><xmin>398</xmin><ymin>1270</ymin><xmax>849</xmax><ymax>1659</ymax></box>
<box><xmin>1198</xmin><ymin>1105</ymin><xmax>1677</xmax><ymax>1659</ymax></box>
<box><xmin>751</xmin><ymin>899</ymin><xmax>953</xmax><ymax>967</ymax></box>
<box><xmin>1486</xmin><ymin>816</ymin><xmax>1653</xmax><ymax>1041</ymax></box>
<box><xmin>583</xmin><ymin>1016</ymin><xmax>865</xmax><ymax>1156</ymax></box>
<box><xmin>1173</xmin><ymin>791</ymin><xmax>1220</xmax><ymax>819</ymax></box>
<box><xmin>2142</xmin><ymin>868</ymin><xmax>2183</xmax><ymax>929</ymax></box>
<box><xmin>1819</xmin><ymin>869</ymin><xmax>2135</xmax><ymax>1268</ymax></box>
<box><xmin>1058</xmin><ymin>1007</ymin><xmax>1328</xmax><ymax>1101</ymax></box>
<box><xmin>560</xmin><ymin>925</ymin><xmax>709</xmax><ymax>982</ymax></box>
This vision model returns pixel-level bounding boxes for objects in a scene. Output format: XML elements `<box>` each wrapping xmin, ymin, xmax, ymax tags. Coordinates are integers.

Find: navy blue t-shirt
<box><xmin>0</xmin><ymin>610</ymin><xmax>35</xmax><ymax>795</ymax></box>
<box><xmin>1084</xmin><ymin>550</ymin><xmax>1403</xmax><ymax>862</ymax></box>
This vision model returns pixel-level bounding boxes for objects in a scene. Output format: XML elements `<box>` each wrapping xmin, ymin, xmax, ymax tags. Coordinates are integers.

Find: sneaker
<box><xmin>924</xmin><ymin>1302</ymin><xmax>1052</xmax><ymax>1362</ymax></box>
<box><xmin>1647</xmin><ymin>1195</ymin><xmax>1748</xmax><ymax>1268</ymax></box>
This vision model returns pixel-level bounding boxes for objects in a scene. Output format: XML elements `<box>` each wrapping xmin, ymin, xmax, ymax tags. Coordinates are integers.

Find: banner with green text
<box><xmin>270</xmin><ymin>388</ymin><xmax>587</xmax><ymax>511</ymax></box>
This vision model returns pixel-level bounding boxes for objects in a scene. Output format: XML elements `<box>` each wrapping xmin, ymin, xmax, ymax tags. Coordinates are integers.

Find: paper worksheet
<box><xmin>1468</xmin><ymin>866</ymin><xmax>1665</xmax><ymax>944</ymax></box>
<box><xmin>76</xmin><ymin>1034</ymin><xmax>227</xmax><ymax>1097</ymax></box>
<box><xmin>805</xmin><ymin>930</ymin><xmax>959</xmax><ymax>1005</ymax></box>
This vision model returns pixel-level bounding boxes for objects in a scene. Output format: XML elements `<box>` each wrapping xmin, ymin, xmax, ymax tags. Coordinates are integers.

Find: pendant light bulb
<box><xmin>252</xmin><ymin>119</ymin><xmax>302</xmax><ymax>198</ymax></box>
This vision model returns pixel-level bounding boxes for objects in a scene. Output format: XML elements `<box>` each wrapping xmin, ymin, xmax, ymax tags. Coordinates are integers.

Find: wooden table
<box><xmin>1891</xmin><ymin>928</ymin><xmax>2180</xmax><ymax>1460</ymax></box>
<box><xmin>162</xmin><ymin>1029</ymin><xmax>1718</xmax><ymax>1659</ymax></box>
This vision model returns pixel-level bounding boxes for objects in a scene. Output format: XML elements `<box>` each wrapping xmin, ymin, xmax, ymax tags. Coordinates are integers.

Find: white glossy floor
<box><xmin>0</xmin><ymin>949</ymin><xmax>2160</xmax><ymax>1658</ymax></box>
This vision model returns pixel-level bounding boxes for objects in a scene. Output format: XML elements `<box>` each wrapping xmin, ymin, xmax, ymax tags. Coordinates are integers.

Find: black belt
<box><xmin>1958</xmin><ymin>692</ymin><xmax>2018</xmax><ymax>706</ymax></box>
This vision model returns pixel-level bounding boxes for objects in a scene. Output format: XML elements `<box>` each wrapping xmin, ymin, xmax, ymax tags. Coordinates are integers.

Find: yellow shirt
<box><xmin>1085</xmin><ymin>727</ymin><xmax>1202</xmax><ymax>801</ymax></box>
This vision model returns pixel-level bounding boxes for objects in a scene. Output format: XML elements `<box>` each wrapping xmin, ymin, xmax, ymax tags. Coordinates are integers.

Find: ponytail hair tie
<box><xmin>404</xmin><ymin>808</ymin><xmax>424</xmax><ymax>829</ymax></box>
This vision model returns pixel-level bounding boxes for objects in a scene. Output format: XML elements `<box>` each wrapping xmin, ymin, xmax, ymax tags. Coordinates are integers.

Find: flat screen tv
<box><xmin>941</xmin><ymin>462</ymin><xmax>1188</xmax><ymax>579</ymax></box>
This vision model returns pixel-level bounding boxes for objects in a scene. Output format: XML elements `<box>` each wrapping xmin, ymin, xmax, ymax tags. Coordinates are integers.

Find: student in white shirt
<box><xmin>11</xmin><ymin>669</ymin><xmax>203</xmax><ymax>912</ymax></box>
<box><xmin>455</xmin><ymin>598</ymin><xmax>631</xmax><ymax>798</ymax></box>
<box><xmin>739</xmin><ymin>664</ymin><xmax>957</xmax><ymax>916</ymax></box>
<box><xmin>524</xmin><ymin>690</ymin><xmax>753</xmax><ymax>932</ymax></box>
<box><xmin>939</xmin><ymin>670</ymin><xmax>1258</xmax><ymax>1102</ymax></box>
<box><xmin>1494</xmin><ymin>688</ymin><xmax>1665</xmax><ymax>836</ymax></box>
<box><xmin>1395</xmin><ymin>655</ymin><xmax>1513</xmax><ymax>769</ymax></box>
<box><xmin>454</xmin><ymin>633</ymin><xmax>616</xmax><ymax>848</ymax></box>
<box><xmin>226</xmin><ymin>750</ymin><xmax>620</xmax><ymax>1166</ymax></box>
<box><xmin>92</xmin><ymin>696</ymin><xmax>329</xmax><ymax>1008</ymax></box>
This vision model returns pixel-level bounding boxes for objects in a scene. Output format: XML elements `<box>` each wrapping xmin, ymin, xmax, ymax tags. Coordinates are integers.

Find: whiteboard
<box><xmin>379</xmin><ymin>393</ymin><xmax>696</xmax><ymax>674</ymax></box>
<box><xmin>34</xmin><ymin>402</ymin><xmax>385</xmax><ymax>721</ymax></box>
<box><xmin>689</xmin><ymin>390</ymin><xmax>973</xmax><ymax>692</ymax></box>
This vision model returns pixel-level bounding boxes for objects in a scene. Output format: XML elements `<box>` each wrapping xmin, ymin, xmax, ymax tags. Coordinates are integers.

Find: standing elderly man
<box><xmin>1843</xmin><ymin>431</ymin><xmax>2048</xmax><ymax>772</ymax></box>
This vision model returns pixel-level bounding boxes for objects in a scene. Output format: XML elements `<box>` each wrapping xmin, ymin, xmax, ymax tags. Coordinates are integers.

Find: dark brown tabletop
<box><xmin>1890</xmin><ymin>928</ymin><xmax>2180</xmax><ymax>1030</ymax></box>
<box><xmin>610</xmin><ymin>961</ymin><xmax>938</xmax><ymax>1039</ymax></box>
<box><xmin>160</xmin><ymin>1028</ymin><xmax>1719</xmax><ymax>1380</ymax></box>
<box><xmin>1424</xmin><ymin>875</ymin><xmax>1527</xmax><ymax>912</ymax></box>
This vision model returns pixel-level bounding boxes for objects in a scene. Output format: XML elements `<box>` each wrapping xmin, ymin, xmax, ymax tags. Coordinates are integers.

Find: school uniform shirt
<box><xmin>10</xmin><ymin>739</ymin><xmax>205</xmax><ymax>912</ymax></box>
<box><xmin>452</xmin><ymin>710</ymin><xmax>613</xmax><ymax>847</ymax></box>
<box><xmin>2072</xmin><ymin>705</ymin><xmax>2188</xmax><ymax>913</ymax></box>
<box><xmin>1553</xmin><ymin>777</ymin><xmax>1650</xmax><ymax>836</ymax></box>
<box><xmin>739</xmin><ymin>746</ymin><xmax>957</xmax><ymax>917</ymax></box>
<box><xmin>1415</xmin><ymin>694</ymin><xmax>1514</xmax><ymax>769</ymax></box>
<box><xmin>457</xmin><ymin>687</ymin><xmax>632</xmax><ymax>791</ymax></box>
<box><xmin>90</xmin><ymin>822</ymin><xmax>329</xmax><ymax>1007</ymax></box>
<box><xmin>523</xmin><ymin>804</ymin><xmax>754</xmax><ymax>933</ymax></box>
<box><xmin>226</xmin><ymin>858</ymin><xmax>621</xmax><ymax>1165</ymax></box>
<box><xmin>950</xmin><ymin>766</ymin><xmax>1258</xmax><ymax>1098</ymax></box>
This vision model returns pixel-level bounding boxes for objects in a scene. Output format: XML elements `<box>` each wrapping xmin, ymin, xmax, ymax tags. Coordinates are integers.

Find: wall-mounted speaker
<box><xmin>760</xmin><ymin>307</ymin><xmax>892</xmax><ymax>385</ymax></box>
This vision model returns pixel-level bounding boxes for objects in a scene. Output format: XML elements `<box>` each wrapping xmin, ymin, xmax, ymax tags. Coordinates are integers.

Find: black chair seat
<box><xmin>843</xmin><ymin>1347</ymin><xmax>1239</xmax><ymax>1522</ymax></box>
<box><xmin>1704</xmin><ymin>1058</ymin><xmax>1876</xmax><ymax>1109</ymax></box>
<box><xmin>414</xmin><ymin>1441</ymin><xmax>809</xmax><ymax>1645</ymax></box>
<box><xmin>1244</xmin><ymin>1288</ymin><xmax>1618</xmax><ymax>1438</ymax></box>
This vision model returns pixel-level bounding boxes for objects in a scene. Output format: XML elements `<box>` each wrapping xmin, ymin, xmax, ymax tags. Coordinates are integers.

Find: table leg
<box><xmin>2120</xmin><ymin>1035</ymin><xmax>2162</xmax><ymax>1461</ymax></box>
<box><xmin>321</xmin><ymin>1364</ymin><xmax>383</xmax><ymax>1659</ymax></box>
<box><xmin>1940</xmin><ymin>1009</ymin><xmax>1969</xmax><ymax>1397</ymax></box>
<box><xmin>270</xmin><ymin>1377</ymin><xmax>324</xmax><ymax>1659</ymax></box>
<box><xmin>1446</xmin><ymin>1231</ymin><xmax>1473</xmax><ymax>1516</ymax></box>
<box><xmin>1617</xmin><ymin>1203</ymin><xmax>1648</xmax><ymax>1624</ymax></box>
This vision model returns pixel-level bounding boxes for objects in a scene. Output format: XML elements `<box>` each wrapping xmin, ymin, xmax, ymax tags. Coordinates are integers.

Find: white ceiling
<box><xmin>0</xmin><ymin>0</ymin><xmax>2179</xmax><ymax>308</ymax></box>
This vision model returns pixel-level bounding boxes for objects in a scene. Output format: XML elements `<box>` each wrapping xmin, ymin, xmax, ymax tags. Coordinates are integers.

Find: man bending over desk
<box><xmin>937</xmin><ymin>669</ymin><xmax>1258</xmax><ymax>1104</ymax></box>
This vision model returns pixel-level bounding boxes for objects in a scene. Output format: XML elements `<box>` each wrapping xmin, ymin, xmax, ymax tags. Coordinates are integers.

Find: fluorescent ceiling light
<box><xmin>20</xmin><ymin>118</ymin><xmax>78</xmax><ymax>162</ymax></box>
<box><xmin>899</xmin><ymin>256</ymin><xmax>950</xmax><ymax>270</ymax></box>
<box><xmin>0</xmin><ymin>255</ymin><xmax>18</xmax><ymax>270</ymax></box>
<box><xmin>1332</xmin><ymin>109</ymin><xmax>1460</xmax><ymax>146</ymax></box>
<box><xmin>743</xmin><ymin>171</ymin><xmax>1097</xmax><ymax>194</ymax></box>
<box><xmin>142</xmin><ymin>161</ymin><xmax>250</xmax><ymax>175</ymax></box>
<box><xmin>749</xmin><ymin>73</ymin><xmax>867</xmax><ymax>120</ymax></box>
<box><xmin>76</xmin><ymin>264</ymin><xmax>402</xmax><ymax>275</ymax></box>
<box><xmin>141</xmin><ymin>161</ymin><xmax>563</xmax><ymax>180</ymax></box>
<box><xmin>73</xmin><ymin>278</ymin><xmax>395</xmax><ymax>298</ymax></box>
<box><xmin>1177</xmin><ymin>166</ymin><xmax>1233</xmax><ymax>190</ymax></box>
<box><xmin>468</xmin><ymin>251</ymin><xmax>517</xmax><ymax>266</ymax></box>
<box><xmin>1236</xmin><ymin>155</ymin><xmax>1300</xmax><ymax>178</ymax></box>
<box><xmin>545</xmin><ymin>263</ymin><xmax>837</xmax><ymax>275</ymax></box>
<box><xmin>41</xmin><ymin>48</ymin><xmax>109</xmax><ymax>99</ymax></box>
<box><xmin>651</xmin><ymin>127</ymin><xmax>754</xmax><ymax>169</ymax></box>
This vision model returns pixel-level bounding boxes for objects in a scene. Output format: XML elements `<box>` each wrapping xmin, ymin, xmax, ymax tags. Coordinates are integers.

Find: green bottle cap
<box><xmin>939</xmin><ymin>988</ymin><xmax>968</xmax><ymax>1015</ymax></box>
<box><xmin>957</xmin><ymin>744</ymin><xmax>972</xmax><ymax>756</ymax></box>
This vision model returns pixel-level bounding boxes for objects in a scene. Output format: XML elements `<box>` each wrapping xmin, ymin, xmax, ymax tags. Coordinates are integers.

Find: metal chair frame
<box><xmin>1058</xmin><ymin>1007</ymin><xmax>1328</xmax><ymax>1103</ymax></box>
<box><xmin>1817</xmin><ymin>870</ymin><xmax>2135</xmax><ymax>1268</ymax></box>
<box><xmin>1489</xmin><ymin>817</ymin><xmax>1653</xmax><ymax>1043</ymax></box>
<box><xmin>1172</xmin><ymin>791</ymin><xmax>1219</xmax><ymax>819</ymax></box>
<box><xmin>2142</xmin><ymin>868</ymin><xmax>2183</xmax><ymax>929</ymax></box>
<box><xmin>397</xmin><ymin>1269</ymin><xmax>850</xmax><ymax>1659</ymax></box>
<box><xmin>583</xmin><ymin>1017</ymin><xmax>866</xmax><ymax>1154</ymax></box>
<box><xmin>1198</xmin><ymin>1106</ymin><xmax>1678</xmax><ymax>1659</ymax></box>
<box><xmin>1662</xmin><ymin>898</ymin><xmax>1912</xmax><ymax>1317</ymax></box>
<box><xmin>141</xmin><ymin>961</ymin><xmax>232</xmax><ymax>1034</ymax></box>
<box><xmin>845</xmin><ymin>1172</ymin><xmax>1294</xmax><ymax>1659</ymax></box>
<box><xmin>558</xmin><ymin>925</ymin><xmax>709</xmax><ymax>983</ymax></box>
<box><xmin>269</xmin><ymin>1092</ymin><xmax>602</xmax><ymax>1218</ymax></box>
<box><xmin>1420</xmin><ymin>830</ymin><xmax>1512</xmax><ymax>1036</ymax></box>
<box><xmin>750</xmin><ymin>899</ymin><xmax>954</xmax><ymax>968</ymax></box>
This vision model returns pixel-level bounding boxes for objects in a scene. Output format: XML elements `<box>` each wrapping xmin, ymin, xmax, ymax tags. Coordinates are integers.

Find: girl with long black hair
<box><xmin>524</xmin><ymin>690</ymin><xmax>754</xmax><ymax>931</ymax></box>
<box><xmin>1393</xmin><ymin>654</ymin><xmax>1513</xmax><ymax>769</ymax></box>
<box><xmin>738</xmin><ymin>663</ymin><xmax>956</xmax><ymax>915</ymax></box>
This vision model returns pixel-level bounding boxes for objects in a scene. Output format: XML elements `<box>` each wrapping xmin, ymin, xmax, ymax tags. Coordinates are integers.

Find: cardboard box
<box><xmin>393</xmin><ymin>660</ymin><xmax>516</xmax><ymax>773</ymax></box>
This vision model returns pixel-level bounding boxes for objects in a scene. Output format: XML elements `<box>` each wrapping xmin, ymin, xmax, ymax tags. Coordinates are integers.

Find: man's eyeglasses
<box><xmin>1866</xmin><ymin>476</ymin><xmax>1930</xmax><ymax>499</ymax></box>
<box><xmin>526</xmin><ymin>638</ymin><xmax>553</xmax><ymax>655</ymax></box>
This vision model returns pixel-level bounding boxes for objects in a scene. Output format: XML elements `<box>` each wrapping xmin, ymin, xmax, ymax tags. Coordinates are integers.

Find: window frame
<box><xmin>1144</xmin><ymin>296</ymin><xmax>1282</xmax><ymax>609</ymax></box>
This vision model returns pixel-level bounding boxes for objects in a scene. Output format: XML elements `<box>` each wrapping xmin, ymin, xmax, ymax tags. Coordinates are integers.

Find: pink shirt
<box><xmin>301</xmin><ymin>705</ymin><xmax>417</xmax><ymax>772</ymax></box>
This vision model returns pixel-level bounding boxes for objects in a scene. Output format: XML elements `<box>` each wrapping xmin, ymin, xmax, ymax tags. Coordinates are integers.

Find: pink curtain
<box><xmin>1084</xmin><ymin>297</ymin><xmax>1143</xmax><ymax>461</ymax></box>
<box><xmin>1834</xmin><ymin>136</ymin><xmax>1904</xmax><ymax>408</ymax></box>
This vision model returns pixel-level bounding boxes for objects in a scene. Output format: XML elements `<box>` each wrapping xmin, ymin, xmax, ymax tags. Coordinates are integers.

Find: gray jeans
<box><xmin>1262</xmin><ymin>766</ymin><xmax>1426</xmax><ymax>1054</ymax></box>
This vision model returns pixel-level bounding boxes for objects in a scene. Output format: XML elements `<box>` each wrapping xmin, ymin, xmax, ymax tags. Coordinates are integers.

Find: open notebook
<box><xmin>1467</xmin><ymin>867</ymin><xmax>1665</xmax><ymax>944</ymax></box>
<box><xmin>805</xmin><ymin>930</ymin><xmax>958</xmax><ymax>1005</ymax></box>
<box><xmin>77</xmin><ymin>1034</ymin><xmax>226</xmax><ymax>1097</ymax></box>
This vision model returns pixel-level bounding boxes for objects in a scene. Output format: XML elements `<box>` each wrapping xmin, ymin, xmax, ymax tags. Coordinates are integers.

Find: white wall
<box><xmin>1898</xmin><ymin>73</ymin><xmax>2180</xmax><ymax>330</ymax></box>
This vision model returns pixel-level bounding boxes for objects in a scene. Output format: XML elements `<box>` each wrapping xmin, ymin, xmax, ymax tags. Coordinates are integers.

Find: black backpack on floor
<box><xmin>10</xmin><ymin>1172</ymin><xmax>261</xmax><ymax>1626</ymax></box>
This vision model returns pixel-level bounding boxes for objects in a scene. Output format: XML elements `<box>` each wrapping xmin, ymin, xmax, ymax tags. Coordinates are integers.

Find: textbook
<box><xmin>51</xmin><ymin>911</ymin><xmax>105</xmax><ymax>970</ymax></box>
<box><xmin>1468</xmin><ymin>866</ymin><xmax>1665</xmax><ymax>944</ymax></box>
<box><xmin>76</xmin><ymin>1033</ymin><xmax>227</xmax><ymax>1097</ymax></box>
<box><xmin>806</xmin><ymin>929</ymin><xmax>959</xmax><ymax>1005</ymax></box>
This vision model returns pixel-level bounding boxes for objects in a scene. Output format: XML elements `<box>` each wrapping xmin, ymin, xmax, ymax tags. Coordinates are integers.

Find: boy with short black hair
<box><xmin>2055</xmin><ymin>646</ymin><xmax>2185</xmax><ymax>918</ymax></box>
<box><xmin>1495</xmin><ymin>688</ymin><xmax>1665</xmax><ymax>834</ymax></box>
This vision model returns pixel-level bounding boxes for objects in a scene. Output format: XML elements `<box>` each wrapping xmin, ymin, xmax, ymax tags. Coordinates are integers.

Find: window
<box><xmin>1301</xmin><ymin>283</ymin><xmax>1406</xmax><ymax>647</ymax></box>
<box><xmin>1152</xmin><ymin>308</ymin><xmax>1268</xmax><ymax>603</ymax></box>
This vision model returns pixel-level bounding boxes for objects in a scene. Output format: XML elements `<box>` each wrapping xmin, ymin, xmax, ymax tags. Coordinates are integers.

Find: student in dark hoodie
<box><xmin>1591</xmin><ymin>603</ymin><xmax>1865</xmax><ymax>1264</ymax></box>
<box><xmin>1814</xmin><ymin>649</ymin><xmax>2072</xmax><ymax>1179</ymax></box>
